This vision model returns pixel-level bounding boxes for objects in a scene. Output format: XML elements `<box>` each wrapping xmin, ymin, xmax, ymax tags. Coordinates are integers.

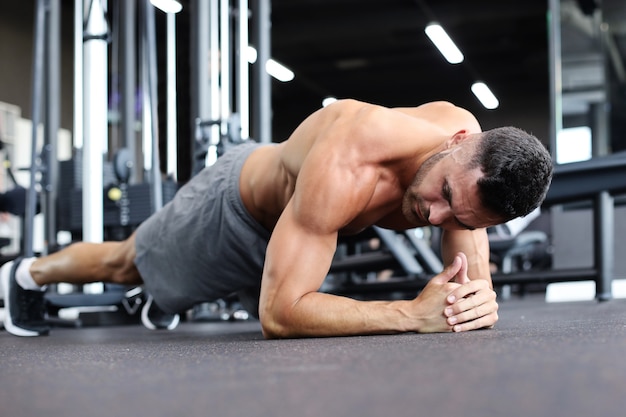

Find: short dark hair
<box><xmin>468</xmin><ymin>127</ymin><xmax>553</xmax><ymax>222</ymax></box>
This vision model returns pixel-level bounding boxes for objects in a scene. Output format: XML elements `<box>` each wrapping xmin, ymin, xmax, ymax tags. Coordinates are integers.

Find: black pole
<box><xmin>143</xmin><ymin>0</ymin><xmax>163</xmax><ymax>211</ymax></box>
<box><xmin>121</xmin><ymin>0</ymin><xmax>138</xmax><ymax>183</ymax></box>
<box><xmin>43</xmin><ymin>0</ymin><xmax>60</xmax><ymax>254</ymax></box>
<box><xmin>594</xmin><ymin>191</ymin><xmax>614</xmax><ymax>301</ymax></box>
<box><xmin>24</xmin><ymin>0</ymin><xmax>47</xmax><ymax>257</ymax></box>
<box><xmin>251</xmin><ymin>0</ymin><xmax>271</xmax><ymax>143</ymax></box>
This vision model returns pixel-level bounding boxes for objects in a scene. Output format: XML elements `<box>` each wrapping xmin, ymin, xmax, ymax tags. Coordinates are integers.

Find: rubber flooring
<box><xmin>1</xmin><ymin>297</ymin><xmax>625</xmax><ymax>417</ymax></box>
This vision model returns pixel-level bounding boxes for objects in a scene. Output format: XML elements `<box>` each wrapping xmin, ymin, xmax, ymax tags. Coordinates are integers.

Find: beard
<box><xmin>401</xmin><ymin>151</ymin><xmax>447</xmax><ymax>224</ymax></box>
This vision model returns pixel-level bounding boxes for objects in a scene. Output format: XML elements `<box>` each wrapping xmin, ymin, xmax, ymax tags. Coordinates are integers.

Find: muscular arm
<box><xmin>259</xmin><ymin>202</ymin><xmax>476</xmax><ymax>338</ymax></box>
<box><xmin>440</xmin><ymin>228</ymin><xmax>499</xmax><ymax>331</ymax></box>
<box><xmin>258</xmin><ymin>112</ymin><xmax>420</xmax><ymax>338</ymax></box>
<box><xmin>259</xmin><ymin>201</ymin><xmax>415</xmax><ymax>338</ymax></box>
<box><xmin>441</xmin><ymin>228</ymin><xmax>492</xmax><ymax>287</ymax></box>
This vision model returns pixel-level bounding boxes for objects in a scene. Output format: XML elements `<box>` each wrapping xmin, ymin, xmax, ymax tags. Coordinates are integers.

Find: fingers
<box><xmin>431</xmin><ymin>254</ymin><xmax>462</xmax><ymax>285</ymax></box>
<box><xmin>431</xmin><ymin>251</ymin><xmax>471</xmax><ymax>287</ymax></box>
<box><xmin>446</xmin><ymin>277</ymin><xmax>489</xmax><ymax>303</ymax></box>
<box><xmin>444</xmin><ymin>281</ymin><xmax>499</xmax><ymax>331</ymax></box>
<box><xmin>420</xmin><ymin>252</ymin><xmax>497</xmax><ymax>333</ymax></box>
<box><xmin>449</xmin><ymin>309</ymin><xmax>499</xmax><ymax>332</ymax></box>
<box><xmin>453</xmin><ymin>252</ymin><xmax>470</xmax><ymax>285</ymax></box>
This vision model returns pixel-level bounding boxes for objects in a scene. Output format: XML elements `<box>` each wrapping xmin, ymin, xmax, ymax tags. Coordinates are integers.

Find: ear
<box><xmin>444</xmin><ymin>129</ymin><xmax>471</xmax><ymax>149</ymax></box>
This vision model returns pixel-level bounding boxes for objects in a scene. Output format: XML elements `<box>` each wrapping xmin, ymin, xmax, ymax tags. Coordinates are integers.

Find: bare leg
<box><xmin>29</xmin><ymin>232</ymin><xmax>143</xmax><ymax>287</ymax></box>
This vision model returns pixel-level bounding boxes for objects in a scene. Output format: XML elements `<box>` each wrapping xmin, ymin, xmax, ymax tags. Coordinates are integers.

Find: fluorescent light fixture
<box><xmin>246</xmin><ymin>46</ymin><xmax>258</xmax><ymax>63</ymax></box>
<box><xmin>266</xmin><ymin>59</ymin><xmax>295</xmax><ymax>82</ymax></box>
<box><xmin>322</xmin><ymin>97</ymin><xmax>337</xmax><ymax>107</ymax></box>
<box><xmin>247</xmin><ymin>46</ymin><xmax>295</xmax><ymax>82</ymax></box>
<box><xmin>150</xmin><ymin>0</ymin><xmax>183</xmax><ymax>14</ymax></box>
<box><xmin>425</xmin><ymin>23</ymin><xmax>464</xmax><ymax>64</ymax></box>
<box><xmin>471</xmin><ymin>82</ymin><xmax>499</xmax><ymax>109</ymax></box>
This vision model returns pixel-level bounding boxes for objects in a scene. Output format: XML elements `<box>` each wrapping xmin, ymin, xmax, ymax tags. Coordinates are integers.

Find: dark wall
<box><xmin>0</xmin><ymin>1</ymin><xmax>75</xmax><ymax>132</ymax></box>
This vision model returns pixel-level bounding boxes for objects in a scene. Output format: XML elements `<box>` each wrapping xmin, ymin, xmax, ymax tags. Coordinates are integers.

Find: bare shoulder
<box><xmin>278</xmin><ymin>100</ymin><xmax>391</xmax><ymax>232</ymax></box>
<box><xmin>279</xmin><ymin>98</ymin><xmax>464</xmax><ymax>180</ymax></box>
<box><xmin>280</xmin><ymin>99</ymin><xmax>480</xmax><ymax>170</ymax></box>
<box><xmin>394</xmin><ymin>101</ymin><xmax>482</xmax><ymax>134</ymax></box>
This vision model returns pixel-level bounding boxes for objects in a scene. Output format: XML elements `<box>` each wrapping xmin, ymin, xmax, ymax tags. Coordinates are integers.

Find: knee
<box><xmin>109</xmin><ymin>266</ymin><xmax>142</xmax><ymax>286</ymax></box>
<box><xmin>105</xmin><ymin>258</ymin><xmax>142</xmax><ymax>285</ymax></box>
<box><xmin>103</xmin><ymin>240</ymin><xmax>142</xmax><ymax>286</ymax></box>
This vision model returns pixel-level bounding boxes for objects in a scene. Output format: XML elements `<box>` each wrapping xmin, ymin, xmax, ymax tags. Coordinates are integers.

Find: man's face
<box><xmin>401</xmin><ymin>145</ymin><xmax>502</xmax><ymax>230</ymax></box>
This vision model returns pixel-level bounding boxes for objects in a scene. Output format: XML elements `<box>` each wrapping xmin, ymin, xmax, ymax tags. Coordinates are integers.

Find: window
<box><xmin>556</xmin><ymin>126</ymin><xmax>592</xmax><ymax>164</ymax></box>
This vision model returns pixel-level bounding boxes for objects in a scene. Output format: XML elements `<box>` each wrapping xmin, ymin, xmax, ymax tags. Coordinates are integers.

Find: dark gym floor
<box><xmin>1</xmin><ymin>297</ymin><xmax>626</xmax><ymax>417</ymax></box>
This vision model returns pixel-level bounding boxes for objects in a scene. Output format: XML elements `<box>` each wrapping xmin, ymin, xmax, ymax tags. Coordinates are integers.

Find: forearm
<box><xmin>260</xmin><ymin>252</ymin><xmax>494</xmax><ymax>338</ymax></box>
<box><xmin>441</xmin><ymin>228</ymin><xmax>492</xmax><ymax>287</ymax></box>
<box><xmin>260</xmin><ymin>292</ymin><xmax>414</xmax><ymax>339</ymax></box>
<box><xmin>440</xmin><ymin>230</ymin><xmax>499</xmax><ymax>331</ymax></box>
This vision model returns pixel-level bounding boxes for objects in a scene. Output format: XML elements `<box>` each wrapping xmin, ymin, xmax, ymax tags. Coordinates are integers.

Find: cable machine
<box><xmin>192</xmin><ymin>0</ymin><xmax>272</xmax><ymax>176</ymax></box>
<box><xmin>21</xmin><ymin>0</ymin><xmax>273</xmax><ymax>325</ymax></box>
<box><xmin>22</xmin><ymin>0</ymin><xmax>182</xmax><ymax>325</ymax></box>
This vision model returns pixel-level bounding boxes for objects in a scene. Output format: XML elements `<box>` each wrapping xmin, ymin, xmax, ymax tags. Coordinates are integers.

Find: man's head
<box><xmin>402</xmin><ymin>126</ymin><xmax>553</xmax><ymax>230</ymax></box>
<box><xmin>469</xmin><ymin>127</ymin><xmax>553</xmax><ymax>223</ymax></box>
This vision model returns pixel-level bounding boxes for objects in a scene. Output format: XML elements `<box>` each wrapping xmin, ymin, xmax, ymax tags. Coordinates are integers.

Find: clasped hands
<box><xmin>413</xmin><ymin>252</ymin><xmax>499</xmax><ymax>333</ymax></box>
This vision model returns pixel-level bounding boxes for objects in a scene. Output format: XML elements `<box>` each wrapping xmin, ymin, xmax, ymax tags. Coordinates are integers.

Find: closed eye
<box><xmin>442</xmin><ymin>178</ymin><xmax>476</xmax><ymax>231</ymax></box>
<box><xmin>442</xmin><ymin>179</ymin><xmax>452</xmax><ymax>203</ymax></box>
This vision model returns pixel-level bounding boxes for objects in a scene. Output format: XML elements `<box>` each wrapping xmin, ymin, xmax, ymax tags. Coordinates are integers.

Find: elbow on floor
<box><xmin>259</xmin><ymin>308</ymin><xmax>299</xmax><ymax>340</ymax></box>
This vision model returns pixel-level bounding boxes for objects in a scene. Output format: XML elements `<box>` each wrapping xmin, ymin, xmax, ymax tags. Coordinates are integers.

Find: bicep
<box><xmin>260</xmin><ymin>151</ymin><xmax>376</xmax><ymax>316</ymax></box>
<box><xmin>259</xmin><ymin>199</ymin><xmax>338</xmax><ymax>317</ymax></box>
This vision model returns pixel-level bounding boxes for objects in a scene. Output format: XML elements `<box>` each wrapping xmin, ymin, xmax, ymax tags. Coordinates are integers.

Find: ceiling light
<box><xmin>424</xmin><ymin>23</ymin><xmax>464</xmax><ymax>64</ymax></box>
<box><xmin>247</xmin><ymin>46</ymin><xmax>295</xmax><ymax>82</ymax></box>
<box><xmin>322</xmin><ymin>97</ymin><xmax>337</xmax><ymax>107</ymax></box>
<box><xmin>266</xmin><ymin>59</ymin><xmax>295</xmax><ymax>82</ymax></box>
<box><xmin>471</xmin><ymin>82</ymin><xmax>499</xmax><ymax>109</ymax></box>
<box><xmin>246</xmin><ymin>46</ymin><xmax>258</xmax><ymax>63</ymax></box>
<box><xmin>150</xmin><ymin>0</ymin><xmax>183</xmax><ymax>13</ymax></box>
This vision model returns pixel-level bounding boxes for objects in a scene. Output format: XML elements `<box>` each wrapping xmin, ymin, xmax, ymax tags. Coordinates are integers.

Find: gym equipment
<box><xmin>491</xmin><ymin>151</ymin><xmax>626</xmax><ymax>298</ymax></box>
<box><xmin>191</xmin><ymin>0</ymin><xmax>272</xmax><ymax>175</ymax></box>
<box><xmin>489</xmin><ymin>230</ymin><xmax>549</xmax><ymax>274</ymax></box>
<box><xmin>326</xmin><ymin>227</ymin><xmax>442</xmax><ymax>298</ymax></box>
<box><xmin>56</xmin><ymin>152</ymin><xmax>178</xmax><ymax>239</ymax></box>
<box><xmin>19</xmin><ymin>0</ymin><xmax>182</xmax><ymax>327</ymax></box>
<box><xmin>24</xmin><ymin>0</ymin><xmax>61</xmax><ymax>258</ymax></box>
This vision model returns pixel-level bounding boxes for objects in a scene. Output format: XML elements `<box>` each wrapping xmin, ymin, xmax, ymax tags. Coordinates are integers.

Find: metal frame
<box><xmin>191</xmin><ymin>0</ymin><xmax>272</xmax><ymax>176</ymax></box>
<box><xmin>82</xmin><ymin>0</ymin><xmax>109</xmax><ymax>244</ymax></box>
<box><xmin>25</xmin><ymin>0</ymin><xmax>61</xmax><ymax>256</ymax></box>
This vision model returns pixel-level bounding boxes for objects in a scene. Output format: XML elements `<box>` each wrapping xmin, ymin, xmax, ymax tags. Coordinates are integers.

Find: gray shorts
<box><xmin>134</xmin><ymin>142</ymin><xmax>272</xmax><ymax>316</ymax></box>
